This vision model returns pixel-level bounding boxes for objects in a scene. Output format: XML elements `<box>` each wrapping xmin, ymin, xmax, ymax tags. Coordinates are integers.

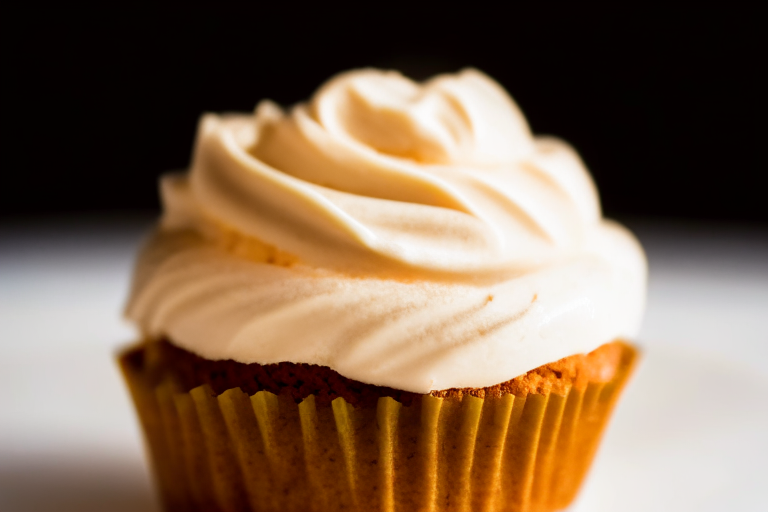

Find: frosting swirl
<box><xmin>126</xmin><ymin>69</ymin><xmax>646</xmax><ymax>392</ymax></box>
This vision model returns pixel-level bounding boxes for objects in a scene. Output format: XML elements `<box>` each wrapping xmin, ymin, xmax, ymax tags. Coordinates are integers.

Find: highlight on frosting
<box><xmin>127</xmin><ymin>68</ymin><xmax>646</xmax><ymax>393</ymax></box>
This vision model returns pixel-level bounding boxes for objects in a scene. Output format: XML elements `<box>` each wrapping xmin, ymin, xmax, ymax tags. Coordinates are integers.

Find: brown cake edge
<box><xmin>121</xmin><ymin>338</ymin><xmax>636</xmax><ymax>408</ymax></box>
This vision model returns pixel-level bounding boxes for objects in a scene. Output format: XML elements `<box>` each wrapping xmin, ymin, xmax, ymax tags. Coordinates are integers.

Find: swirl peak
<box><xmin>162</xmin><ymin>68</ymin><xmax>604</xmax><ymax>279</ymax></box>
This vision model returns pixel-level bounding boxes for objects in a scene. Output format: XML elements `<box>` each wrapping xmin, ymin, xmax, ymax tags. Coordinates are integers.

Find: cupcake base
<box><xmin>119</xmin><ymin>341</ymin><xmax>637</xmax><ymax>512</ymax></box>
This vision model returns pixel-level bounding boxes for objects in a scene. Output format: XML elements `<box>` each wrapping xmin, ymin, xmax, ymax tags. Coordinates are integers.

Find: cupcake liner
<box><xmin>120</xmin><ymin>345</ymin><xmax>636</xmax><ymax>512</ymax></box>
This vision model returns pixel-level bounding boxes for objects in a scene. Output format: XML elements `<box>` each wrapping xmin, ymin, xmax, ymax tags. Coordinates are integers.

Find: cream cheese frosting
<box><xmin>126</xmin><ymin>68</ymin><xmax>646</xmax><ymax>393</ymax></box>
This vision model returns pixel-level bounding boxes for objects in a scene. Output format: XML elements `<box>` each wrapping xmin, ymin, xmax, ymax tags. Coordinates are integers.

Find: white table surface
<box><xmin>1</xmin><ymin>215</ymin><xmax>766</xmax><ymax>512</ymax></box>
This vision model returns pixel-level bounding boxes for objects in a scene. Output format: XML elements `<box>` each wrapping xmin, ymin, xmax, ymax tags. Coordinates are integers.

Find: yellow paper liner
<box><xmin>120</xmin><ymin>345</ymin><xmax>636</xmax><ymax>512</ymax></box>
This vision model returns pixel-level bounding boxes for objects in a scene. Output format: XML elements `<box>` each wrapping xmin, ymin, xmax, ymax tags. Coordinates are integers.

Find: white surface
<box><xmin>1</xmin><ymin>216</ymin><xmax>767</xmax><ymax>511</ymax></box>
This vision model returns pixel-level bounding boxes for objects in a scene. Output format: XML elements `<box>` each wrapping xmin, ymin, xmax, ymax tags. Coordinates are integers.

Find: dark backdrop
<box><xmin>6</xmin><ymin>4</ymin><xmax>766</xmax><ymax>223</ymax></box>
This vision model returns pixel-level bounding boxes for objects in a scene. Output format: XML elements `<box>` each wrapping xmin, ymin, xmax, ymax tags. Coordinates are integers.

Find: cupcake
<box><xmin>121</xmin><ymin>69</ymin><xmax>646</xmax><ymax>512</ymax></box>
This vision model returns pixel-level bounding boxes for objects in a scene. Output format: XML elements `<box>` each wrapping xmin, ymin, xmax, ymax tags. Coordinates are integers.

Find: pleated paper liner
<box><xmin>120</xmin><ymin>344</ymin><xmax>637</xmax><ymax>512</ymax></box>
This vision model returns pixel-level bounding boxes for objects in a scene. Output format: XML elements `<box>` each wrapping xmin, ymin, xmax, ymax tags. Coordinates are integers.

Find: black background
<box><xmin>6</xmin><ymin>4</ymin><xmax>766</xmax><ymax>223</ymax></box>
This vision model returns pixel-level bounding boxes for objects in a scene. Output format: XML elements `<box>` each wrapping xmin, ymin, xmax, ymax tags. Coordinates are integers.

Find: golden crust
<box><xmin>125</xmin><ymin>339</ymin><xmax>633</xmax><ymax>408</ymax></box>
